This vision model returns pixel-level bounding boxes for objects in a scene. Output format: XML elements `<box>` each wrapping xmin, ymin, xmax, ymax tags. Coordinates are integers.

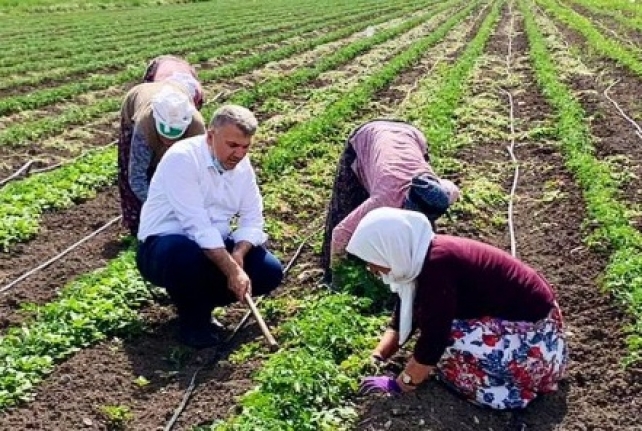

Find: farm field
<box><xmin>0</xmin><ymin>0</ymin><xmax>641</xmax><ymax>429</ymax></box>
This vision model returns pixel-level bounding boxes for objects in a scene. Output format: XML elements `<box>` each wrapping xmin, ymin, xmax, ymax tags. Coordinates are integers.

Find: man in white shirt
<box><xmin>136</xmin><ymin>105</ymin><xmax>283</xmax><ymax>349</ymax></box>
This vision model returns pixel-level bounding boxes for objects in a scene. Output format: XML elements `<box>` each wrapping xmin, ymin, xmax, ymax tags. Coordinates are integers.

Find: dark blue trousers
<box><xmin>136</xmin><ymin>234</ymin><xmax>283</xmax><ymax>330</ymax></box>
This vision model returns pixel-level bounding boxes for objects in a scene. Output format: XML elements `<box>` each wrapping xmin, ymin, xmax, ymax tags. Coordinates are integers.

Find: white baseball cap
<box><xmin>151</xmin><ymin>86</ymin><xmax>195</xmax><ymax>139</ymax></box>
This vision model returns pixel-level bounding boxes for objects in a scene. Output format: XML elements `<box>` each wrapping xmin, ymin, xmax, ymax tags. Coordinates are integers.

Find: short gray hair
<box><xmin>209</xmin><ymin>105</ymin><xmax>258</xmax><ymax>135</ymax></box>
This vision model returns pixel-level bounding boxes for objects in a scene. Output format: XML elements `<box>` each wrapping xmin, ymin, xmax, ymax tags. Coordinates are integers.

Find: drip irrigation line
<box><xmin>503</xmin><ymin>2</ymin><xmax>518</xmax><ymax>259</ymax></box>
<box><xmin>0</xmin><ymin>141</ymin><xmax>117</xmax><ymax>189</ymax></box>
<box><xmin>0</xmin><ymin>160</ymin><xmax>34</xmax><ymax>187</ymax></box>
<box><xmin>604</xmin><ymin>80</ymin><xmax>642</xmax><ymax>141</ymax></box>
<box><xmin>163</xmin><ymin>223</ymin><xmax>323</xmax><ymax>431</ymax></box>
<box><xmin>0</xmin><ymin>215</ymin><xmax>122</xmax><ymax>294</ymax></box>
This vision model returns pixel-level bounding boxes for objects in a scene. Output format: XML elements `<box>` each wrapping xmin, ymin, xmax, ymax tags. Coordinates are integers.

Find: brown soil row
<box><xmin>567</xmin><ymin>1</ymin><xmax>642</xmax><ymax>48</ymax></box>
<box><xmin>355</xmin><ymin>4</ymin><xmax>642</xmax><ymax>430</ymax></box>
<box><xmin>537</xmin><ymin>7</ymin><xmax>642</xmax><ymax>232</ymax></box>
<box><xmin>0</xmin><ymin>187</ymin><xmax>127</xmax><ymax>332</ymax></box>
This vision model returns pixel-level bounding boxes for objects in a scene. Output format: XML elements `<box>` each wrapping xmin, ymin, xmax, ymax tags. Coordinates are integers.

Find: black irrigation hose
<box><xmin>163</xmin><ymin>224</ymin><xmax>323</xmax><ymax>431</ymax></box>
<box><xmin>0</xmin><ymin>215</ymin><xmax>123</xmax><ymax>294</ymax></box>
<box><xmin>0</xmin><ymin>141</ymin><xmax>117</xmax><ymax>190</ymax></box>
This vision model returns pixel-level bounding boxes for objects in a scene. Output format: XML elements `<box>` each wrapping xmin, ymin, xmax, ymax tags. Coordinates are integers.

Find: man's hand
<box><xmin>228</xmin><ymin>268</ymin><xmax>252</xmax><ymax>302</ymax></box>
<box><xmin>204</xmin><ymin>246</ymin><xmax>252</xmax><ymax>303</ymax></box>
<box><xmin>232</xmin><ymin>241</ymin><xmax>253</xmax><ymax>269</ymax></box>
<box><xmin>231</xmin><ymin>251</ymin><xmax>245</xmax><ymax>268</ymax></box>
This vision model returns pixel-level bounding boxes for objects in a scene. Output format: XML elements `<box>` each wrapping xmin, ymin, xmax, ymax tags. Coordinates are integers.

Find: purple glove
<box><xmin>358</xmin><ymin>376</ymin><xmax>401</xmax><ymax>395</ymax></box>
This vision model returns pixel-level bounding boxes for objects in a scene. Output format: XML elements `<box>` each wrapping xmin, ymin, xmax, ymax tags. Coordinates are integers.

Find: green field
<box><xmin>0</xmin><ymin>0</ymin><xmax>640</xmax><ymax>429</ymax></box>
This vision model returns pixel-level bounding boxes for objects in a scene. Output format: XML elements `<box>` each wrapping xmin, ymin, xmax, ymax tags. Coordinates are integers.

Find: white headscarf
<box><xmin>346</xmin><ymin>207</ymin><xmax>434</xmax><ymax>345</ymax></box>
<box><xmin>164</xmin><ymin>72</ymin><xmax>199</xmax><ymax>101</ymax></box>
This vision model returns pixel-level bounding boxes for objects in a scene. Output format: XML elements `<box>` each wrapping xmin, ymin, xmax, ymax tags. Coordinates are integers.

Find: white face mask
<box><xmin>211</xmin><ymin>155</ymin><xmax>227</xmax><ymax>174</ymax></box>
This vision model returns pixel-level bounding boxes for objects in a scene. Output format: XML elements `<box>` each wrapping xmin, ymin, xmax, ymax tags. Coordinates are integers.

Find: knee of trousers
<box><xmin>253</xmin><ymin>258</ymin><xmax>284</xmax><ymax>293</ymax></box>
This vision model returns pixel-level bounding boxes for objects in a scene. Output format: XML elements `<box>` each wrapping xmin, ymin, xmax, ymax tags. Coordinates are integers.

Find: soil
<box><xmin>1</xmin><ymin>2</ymin><xmax>641</xmax><ymax>430</ymax></box>
<box><xmin>0</xmin><ymin>186</ymin><xmax>127</xmax><ymax>332</ymax></box>
<box><xmin>542</xmin><ymin>15</ymin><xmax>642</xmax><ymax>229</ymax></box>
<box><xmin>566</xmin><ymin>2</ymin><xmax>642</xmax><ymax>48</ymax></box>
<box><xmin>355</xmin><ymin>5</ymin><xmax>642</xmax><ymax>431</ymax></box>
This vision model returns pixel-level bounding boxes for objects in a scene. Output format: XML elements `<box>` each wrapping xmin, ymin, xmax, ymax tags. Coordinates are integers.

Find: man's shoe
<box><xmin>178</xmin><ymin>326</ymin><xmax>220</xmax><ymax>349</ymax></box>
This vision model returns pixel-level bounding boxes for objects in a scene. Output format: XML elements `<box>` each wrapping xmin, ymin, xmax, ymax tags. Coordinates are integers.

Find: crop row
<box><xmin>521</xmin><ymin>0</ymin><xmax>641</xmax><ymax>362</ymax></box>
<box><xmin>571</xmin><ymin>0</ymin><xmax>642</xmax><ymax>34</ymax></box>
<box><xmin>0</xmin><ymin>0</ymin><xmax>391</xmax><ymax>84</ymax></box>
<box><xmin>536</xmin><ymin>0</ymin><xmax>642</xmax><ymax>78</ymax></box>
<box><xmin>0</xmin><ymin>0</ymin><xmax>428</xmax><ymax>117</ymax></box>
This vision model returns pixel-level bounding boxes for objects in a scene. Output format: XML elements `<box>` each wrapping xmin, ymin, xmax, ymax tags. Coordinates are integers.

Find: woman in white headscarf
<box><xmin>143</xmin><ymin>54</ymin><xmax>205</xmax><ymax>110</ymax></box>
<box><xmin>346</xmin><ymin>208</ymin><xmax>567</xmax><ymax>409</ymax></box>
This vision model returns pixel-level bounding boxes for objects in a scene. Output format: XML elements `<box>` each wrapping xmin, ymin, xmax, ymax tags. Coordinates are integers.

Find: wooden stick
<box><xmin>244</xmin><ymin>293</ymin><xmax>279</xmax><ymax>351</ymax></box>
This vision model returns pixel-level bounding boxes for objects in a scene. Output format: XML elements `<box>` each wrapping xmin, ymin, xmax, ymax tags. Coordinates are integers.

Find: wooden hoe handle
<box><xmin>244</xmin><ymin>293</ymin><xmax>279</xmax><ymax>351</ymax></box>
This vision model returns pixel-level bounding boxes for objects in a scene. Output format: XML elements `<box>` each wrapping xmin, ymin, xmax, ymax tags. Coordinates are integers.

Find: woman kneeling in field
<box><xmin>347</xmin><ymin>207</ymin><xmax>568</xmax><ymax>409</ymax></box>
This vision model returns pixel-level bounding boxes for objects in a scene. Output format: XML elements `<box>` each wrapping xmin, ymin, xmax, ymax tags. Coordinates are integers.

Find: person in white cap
<box><xmin>346</xmin><ymin>207</ymin><xmax>567</xmax><ymax>409</ymax></box>
<box><xmin>143</xmin><ymin>54</ymin><xmax>205</xmax><ymax>110</ymax></box>
<box><xmin>118</xmin><ymin>81</ymin><xmax>206</xmax><ymax>235</ymax></box>
<box><xmin>321</xmin><ymin>119</ymin><xmax>461</xmax><ymax>285</ymax></box>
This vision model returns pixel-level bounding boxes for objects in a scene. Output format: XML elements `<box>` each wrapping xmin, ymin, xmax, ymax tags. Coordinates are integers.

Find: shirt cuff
<box><xmin>195</xmin><ymin>228</ymin><xmax>225</xmax><ymax>249</ymax></box>
<box><xmin>231</xmin><ymin>228</ymin><xmax>267</xmax><ymax>246</ymax></box>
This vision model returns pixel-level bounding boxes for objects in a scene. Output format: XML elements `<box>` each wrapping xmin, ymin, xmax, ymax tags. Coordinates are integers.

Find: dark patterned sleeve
<box><xmin>128</xmin><ymin>124</ymin><xmax>153</xmax><ymax>202</ymax></box>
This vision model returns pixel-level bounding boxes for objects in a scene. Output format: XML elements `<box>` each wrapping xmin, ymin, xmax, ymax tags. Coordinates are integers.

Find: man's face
<box><xmin>207</xmin><ymin>124</ymin><xmax>252</xmax><ymax>170</ymax></box>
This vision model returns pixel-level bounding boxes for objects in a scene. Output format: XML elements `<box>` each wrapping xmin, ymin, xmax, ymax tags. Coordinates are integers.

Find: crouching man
<box><xmin>136</xmin><ymin>105</ymin><xmax>284</xmax><ymax>349</ymax></box>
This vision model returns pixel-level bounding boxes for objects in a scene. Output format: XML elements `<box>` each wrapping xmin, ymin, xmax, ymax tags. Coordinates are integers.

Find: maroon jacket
<box><xmin>389</xmin><ymin>235</ymin><xmax>557</xmax><ymax>365</ymax></box>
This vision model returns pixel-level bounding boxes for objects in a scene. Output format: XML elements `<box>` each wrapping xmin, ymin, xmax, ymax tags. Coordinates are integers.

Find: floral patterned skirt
<box><xmin>436</xmin><ymin>306</ymin><xmax>568</xmax><ymax>410</ymax></box>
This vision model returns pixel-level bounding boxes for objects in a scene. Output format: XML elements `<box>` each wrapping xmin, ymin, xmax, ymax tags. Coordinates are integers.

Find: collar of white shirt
<box><xmin>200</xmin><ymin>139</ymin><xmax>228</xmax><ymax>175</ymax></box>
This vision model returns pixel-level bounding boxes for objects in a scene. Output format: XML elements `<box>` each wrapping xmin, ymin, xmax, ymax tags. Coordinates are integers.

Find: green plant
<box><xmin>132</xmin><ymin>375</ymin><xmax>150</xmax><ymax>388</ymax></box>
<box><xmin>99</xmin><ymin>404</ymin><xmax>133</xmax><ymax>430</ymax></box>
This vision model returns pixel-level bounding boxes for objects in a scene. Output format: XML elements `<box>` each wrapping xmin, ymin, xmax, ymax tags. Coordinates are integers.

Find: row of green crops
<box><xmin>521</xmin><ymin>0</ymin><xmax>641</xmax><ymax>363</ymax></box>
<box><xmin>0</xmin><ymin>0</ymin><xmax>207</xmax><ymax>15</ymax></box>
<box><xmin>0</xmin><ymin>0</ymin><xmax>416</xmax><ymax>115</ymax></box>
<box><xmin>571</xmin><ymin>0</ymin><xmax>642</xmax><ymax>34</ymax></box>
<box><xmin>569</xmin><ymin>0</ymin><xmax>642</xmax><ymax>15</ymax></box>
<box><xmin>0</xmin><ymin>0</ymin><xmax>394</xmax><ymax>85</ymax></box>
<box><xmin>535</xmin><ymin>0</ymin><xmax>642</xmax><ymax>78</ymax></box>
<box><xmin>0</xmin><ymin>0</ymin><xmax>458</xmax><ymax>249</ymax></box>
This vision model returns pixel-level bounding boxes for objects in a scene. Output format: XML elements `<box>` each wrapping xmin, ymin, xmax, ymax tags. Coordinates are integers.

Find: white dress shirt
<box><xmin>138</xmin><ymin>134</ymin><xmax>268</xmax><ymax>249</ymax></box>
